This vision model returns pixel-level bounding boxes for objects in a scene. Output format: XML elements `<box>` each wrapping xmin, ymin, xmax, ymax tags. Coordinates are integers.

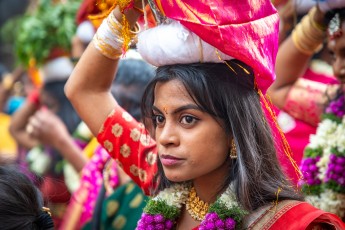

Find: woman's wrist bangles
<box><xmin>291</xmin><ymin>6</ymin><xmax>327</xmax><ymax>55</ymax></box>
<box><xmin>92</xmin><ymin>5</ymin><xmax>140</xmax><ymax>60</ymax></box>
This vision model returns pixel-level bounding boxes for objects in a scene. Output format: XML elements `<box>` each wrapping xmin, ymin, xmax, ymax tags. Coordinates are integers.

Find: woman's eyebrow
<box><xmin>152</xmin><ymin>104</ymin><xmax>201</xmax><ymax>114</ymax></box>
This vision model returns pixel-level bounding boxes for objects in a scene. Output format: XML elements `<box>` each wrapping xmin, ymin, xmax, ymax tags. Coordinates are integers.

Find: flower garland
<box><xmin>136</xmin><ymin>183</ymin><xmax>247</xmax><ymax>230</ymax></box>
<box><xmin>299</xmin><ymin>93</ymin><xmax>345</xmax><ymax>218</ymax></box>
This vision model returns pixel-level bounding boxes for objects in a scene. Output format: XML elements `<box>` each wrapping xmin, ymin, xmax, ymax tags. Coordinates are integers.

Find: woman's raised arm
<box><xmin>268</xmin><ymin>6</ymin><xmax>327</xmax><ymax>109</ymax></box>
<box><xmin>65</xmin><ymin>5</ymin><xmax>143</xmax><ymax>135</ymax></box>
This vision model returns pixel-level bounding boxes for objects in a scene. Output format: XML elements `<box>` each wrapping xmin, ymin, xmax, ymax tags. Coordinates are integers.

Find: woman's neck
<box><xmin>192</xmin><ymin>161</ymin><xmax>230</xmax><ymax>203</ymax></box>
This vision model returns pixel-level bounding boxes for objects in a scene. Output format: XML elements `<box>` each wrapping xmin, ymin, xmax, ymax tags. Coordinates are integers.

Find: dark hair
<box><xmin>42</xmin><ymin>80</ymin><xmax>81</xmax><ymax>134</ymax></box>
<box><xmin>325</xmin><ymin>7</ymin><xmax>345</xmax><ymax>26</ymax></box>
<box><xmin>112</xmin><ymin>59</ymin><xmax>155</xmax><ymax>120</ymax></box>
<box><xmin>141</xmin><ymin>60</ymin><xmax>303</xmax><ymax>211</ymax></box>
<box><xmin>0</xmin><ymin>165</ymin><xmax>54</xmax><ymax>230</ymax></box>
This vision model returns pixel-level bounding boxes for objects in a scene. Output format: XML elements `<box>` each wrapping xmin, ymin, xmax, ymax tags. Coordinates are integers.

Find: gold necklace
<box><xmin>185</xmin><ymin>186</ymin><xmax>209</xmax><ymax>221</ymax></box>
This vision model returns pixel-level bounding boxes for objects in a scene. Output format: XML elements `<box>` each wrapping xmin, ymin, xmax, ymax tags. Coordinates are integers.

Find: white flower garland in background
<box><xmin>300</xmin><ymin>94</ymin><xmax>345</xmax><ymax>219</ymax></box>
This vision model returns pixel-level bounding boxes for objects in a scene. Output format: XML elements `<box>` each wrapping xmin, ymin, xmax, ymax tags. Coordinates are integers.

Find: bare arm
<box><xmin>65</xmin><ymin>6</ymin><xmax>143</xmax><ymax>136</ymax></box>
<box><xmin>268</xmin><ymin>7</ymin><xmax>327</xmax><ymax>109</ymax></box>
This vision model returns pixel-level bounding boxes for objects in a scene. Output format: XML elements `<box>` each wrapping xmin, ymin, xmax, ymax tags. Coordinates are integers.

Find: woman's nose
<box><xmin>157</xmin><ymin>121</ymin><xmax>179</xmax><ymax>147</ymax></box>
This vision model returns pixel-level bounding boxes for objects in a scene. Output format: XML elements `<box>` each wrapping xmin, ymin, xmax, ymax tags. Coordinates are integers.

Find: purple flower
<box><xmin>303</xmin><ymin>158</ymin><xmax>314</xmax><ymax>165</ymax></box>
<box><xmin>307</xmin><ymin>178</ymin><xmax>315</xmax><ymax>185</ymax></box>
<box><xmin>309</xmin><ymin>165</ymin><xmax>318</xmax><ymax>172</ymax></box>
<box><xmin>300</xmin><ymin>165</ymin><xmax>309</xmax><ymax>173</ymax></box>
<box><xmin>144</xmin><ymin>214</ymin><xmax>154</xmax><ymax>224</ymax></box>
<box><xmin>225</xmin><ymin>218</ymin><xmax>236</xmax><ymax>230</ymax></box>
<box><xmin>207</xmin><ymin>212</ymin><xmax>218</xmax><ymax>221</ymax></box>
<box><xmin>325</xmin><ymin>107</ymin><xmax>333</xmax><ymax>113</ymax></box>
<box><xmin>328</xmin><ymin>163</ymin><xmax>335</xmax><ymax>171</ymax></box>
<box><xmin>147</xmin><ymin>224</ymin><xmax>155</xmax><ymax>230</ymax></box>
<box><xmin>155</xmin><ymin>223</ymin><xmax>165</xmax><ymax>230</ymax></box>
<box><xmin>165</xmin><ymin>219</ymin><xmax>174</xmax><ymax>229</ymax></box>
<box><xmin>314</xmin><ymin>179</ymin><xmax>322</xmax><ymax>185</ymax></box>
<box><xmin>334</xmin><ymin>165</ymin><xmax>343</xmax><ymax>174</ymax></box>
<box><xmin>303</xmin><ymin>172</ymin><xmax>313</xmax><ymax>179</ymax></box>
<box><xmin>331</xmin><ymin>173</ymin><xmax>340</xmax><ymax>180</ymax></box>
<box><xmin>215</xmin><ymin>219</ymin><xmax>225</xmax><ymax>228</ymax></box>
<box><xmin>330</xmin><ymin>154</ymin><xmax>337</xmax><ymax>163</ymax></box>
<box><xmin>336</xmin><ymin>157</ymin><xmax>345</xmax><ymax>165</ymax></box>
<box><xmin>153</xmin><ymin>214</ymin><xmax>164</xmax><ymax>223</ymax></box>
<box><xmin>205</xmin><ymin>222</ymin><xmax>215</xmax><ymax>229</ymax></box>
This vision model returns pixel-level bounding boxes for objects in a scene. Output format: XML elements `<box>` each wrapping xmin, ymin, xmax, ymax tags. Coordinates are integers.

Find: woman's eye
<box><xmin>180</xmin><ymin>115</ymin><xmax>198</xmax><ymax>125</ymax></box>
<box><xmin>153</xmin><ymin>114</ymin><xmax>165</xmax><ymax>125</ymax></box>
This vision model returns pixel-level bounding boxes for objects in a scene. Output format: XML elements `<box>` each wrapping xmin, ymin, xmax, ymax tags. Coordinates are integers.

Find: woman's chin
<box><xmin>164</xmin><ymin>172</ymin><xmax>189</xmax><ymax>183</ymax></box>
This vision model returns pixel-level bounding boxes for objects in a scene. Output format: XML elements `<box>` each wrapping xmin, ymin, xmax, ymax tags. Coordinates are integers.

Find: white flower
<box><xmin>219</xmin><ymin>185</ymin><xmax>239</xmax><ymax>209</ymax></box>
<box><xmin>27</xmin><ymin>147</ymin><xmax>51</xmax><ymax>175</ymax></box>
<box><xmin>153</xmin><ymin>183</ymin><xmax>190</xmax><ymax>208</ymax></box>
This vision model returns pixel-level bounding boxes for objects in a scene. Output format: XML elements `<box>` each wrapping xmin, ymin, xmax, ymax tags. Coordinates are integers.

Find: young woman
<box><xmin>65</xmin><ymin>0</ymin><xmax>345</xmax><ymax>229</ymax></box>
<box><xmin>268</xmin><ymin>3</ymin><xmax>345</xmax><ymax>220</ymax></box>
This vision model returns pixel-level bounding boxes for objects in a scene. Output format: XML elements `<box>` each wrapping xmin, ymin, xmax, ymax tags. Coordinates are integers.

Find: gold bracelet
<box><xmin>291</xmin><ymin>7</ymin><xmax>326</xmax><ymax>55</ymax></box>
<box><xmin>308</xmin><ymin>7</ymin><xmax>327</xmax><ymax>32</ymax></box>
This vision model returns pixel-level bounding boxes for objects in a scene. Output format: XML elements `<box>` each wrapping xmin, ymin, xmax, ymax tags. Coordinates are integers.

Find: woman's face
<box><xmin>153</xmin><ymin>79</ymin><xmax>230</xmax><ymax>184</ymax></box>
<box><xmin>328</xmin><ymin>21</ymin><xmax>345</xmax><ymax>82</ymax></box>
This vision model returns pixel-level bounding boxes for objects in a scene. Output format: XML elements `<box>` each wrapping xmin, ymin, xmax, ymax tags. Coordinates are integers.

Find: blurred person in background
<box><xmin>9</xmin><ymin>56</ymin><xmax>89</xmax><ymax>228</ymax></box>
<box><xmin>61</xmin><ymin>56</ymin><xmax>154</xmax><ymax>230</ymax></box>
<box><xmin>271</xmin><ymin>0</ymin><xmax>339</xmax><ymax>185</ymax></box>
<box><xmin>268</xmin><ymin>1</ymin><xmax>345</xmax><ymax>220</ymax></box>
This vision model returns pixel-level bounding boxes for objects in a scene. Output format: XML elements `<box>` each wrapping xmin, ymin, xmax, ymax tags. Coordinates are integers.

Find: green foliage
<box><xmin>330</xmin><ymin>147</ymin><xmax>345</xmax><ymax>157</ymax></box>
<box><xmin>321</xmin><ymin>113</ymin><xmax>342</xmax><ymax>123</ymax></box>
<box><xmin>14</xmin><ymin>0</ymin><xmax>81</xmax><ymax>67</ymax></box>
<box><xmin>209</xmin><ymin>201</ymin><xmax>248</xmax><ymax>226</ymax></box>
<box><xmin>325</xmin><ymin>181</ymin><xmax>345</xmax><ymax>194</ymax></box>
<box><xmin>302</xmin><ymin>184</ymin><xmax>323</xmax><ymax>195</ymax></box>
<box><xmin>304</xmin><ymin>147</ymin><xmax>323</xmax><ymax>158</ymax></box>
<box><xmin>143</xmin><ymin>199</ymin><xmax>180</xmax><ymax>220</ymax></box>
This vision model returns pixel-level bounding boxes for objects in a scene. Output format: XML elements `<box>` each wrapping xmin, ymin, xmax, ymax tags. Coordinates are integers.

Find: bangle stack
<box><xmin>92</xmin><ymin>1</ymin><xmax>141</xmax><ymax>59</ymax></box>
<box><xmin>291</xmin><ymin>7</ymin><xmax>326</xmax><ymax>55</ymax></box>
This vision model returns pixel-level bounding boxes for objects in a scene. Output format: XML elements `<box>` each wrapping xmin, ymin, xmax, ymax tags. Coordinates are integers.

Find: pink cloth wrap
<box><xmin>154</xmin><ymin>0</ymin><xmax>279</xmax><ymax>94</ymax></box>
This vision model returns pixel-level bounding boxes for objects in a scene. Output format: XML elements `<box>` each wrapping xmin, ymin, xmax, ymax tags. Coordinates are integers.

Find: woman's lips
<box><xmin>160</xmin><ymin>154</ymin><xmax>184</xmax><ymax>166</ymax></box>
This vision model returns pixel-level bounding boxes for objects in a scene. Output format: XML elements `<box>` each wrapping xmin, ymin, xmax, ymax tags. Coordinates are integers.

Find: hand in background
<box><xmin>27</xmin><ymin>108</ymin><xmax>69</xmax><ymax>148</ymax></box>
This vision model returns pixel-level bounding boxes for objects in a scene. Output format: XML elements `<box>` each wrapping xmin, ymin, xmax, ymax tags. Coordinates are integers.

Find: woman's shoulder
<box><xmin>244</xmin><ymin>200</ymin><xmax>345</xmax><ymax>230</ymax></box>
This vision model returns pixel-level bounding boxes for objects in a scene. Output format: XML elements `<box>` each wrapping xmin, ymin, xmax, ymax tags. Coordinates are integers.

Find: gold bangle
<box><xmin>308</xmin><ymin>7</ymin><xmax>327</xmax><ymax>32</ymax></box>
<box><xmin>291</xmin><ymin>10</ymin><xmax>325</xmax><ymax>55</ymax></box>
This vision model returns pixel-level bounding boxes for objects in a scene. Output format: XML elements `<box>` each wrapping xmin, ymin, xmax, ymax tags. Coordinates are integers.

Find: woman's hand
<box><xmin>26</xmin><ymin>108</ymin><xmax>69</xmax><ymax>148</ymax></box>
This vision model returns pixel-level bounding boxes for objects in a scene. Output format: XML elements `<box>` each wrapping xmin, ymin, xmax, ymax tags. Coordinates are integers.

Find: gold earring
<box><xmin>230</xmin><ymin>140</ymin><xmax>237</xmax><ymax>159</ymax></box>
